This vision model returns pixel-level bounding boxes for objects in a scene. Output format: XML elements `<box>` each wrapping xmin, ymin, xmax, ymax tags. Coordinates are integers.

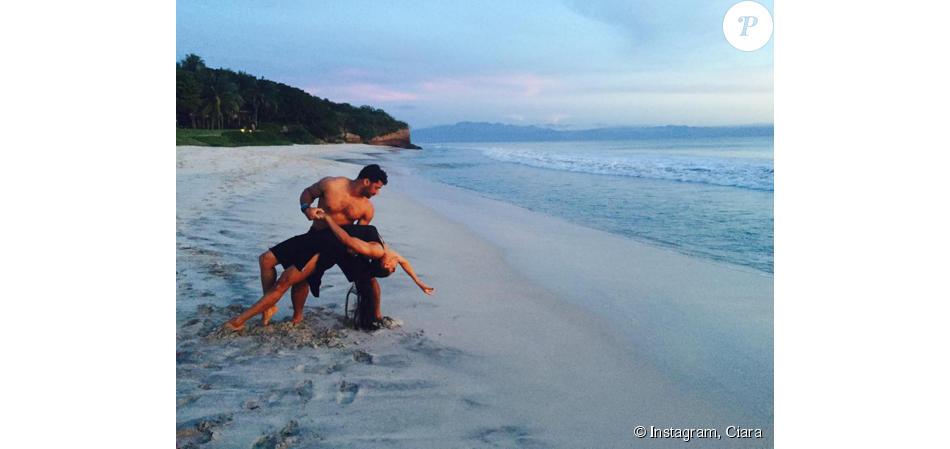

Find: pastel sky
<box><xmin>177</xmin><ymin>0</ymin><xmax>773</xmax><ymax>129</ymax></box>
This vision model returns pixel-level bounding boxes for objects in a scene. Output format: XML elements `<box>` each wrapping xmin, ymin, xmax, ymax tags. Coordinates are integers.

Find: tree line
<box><xmin>176</xmin><ymin>54</ymin><xmax>409</xmax><ymax>142</ymax></box>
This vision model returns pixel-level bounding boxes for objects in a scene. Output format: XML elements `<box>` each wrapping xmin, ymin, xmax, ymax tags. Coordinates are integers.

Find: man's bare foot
<box><xmin>224</xmin><ymin>321</ymin><xmax>244</xmax><ymax>332</ymax></box>
<box><xmin>378</xmin><ymin>316</ymin><xmax>403</xmax><ymax>329</ymax></box>
<box><xmin>359</xmin><ymin>316</ymin><xmax>402</xmax><ymax>332</ymax></box>
<box><xmin>291</xmin><ymin>314</ymin><xmax>304</xmax><ymax>324</ymax></box>
<box><xmin>262</xmin><ymin>306</ymin><xmax>279</xmax><ymax>326</ymax></box>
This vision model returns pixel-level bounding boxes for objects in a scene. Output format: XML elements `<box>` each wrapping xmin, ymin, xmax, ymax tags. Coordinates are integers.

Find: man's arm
<box><xmin>357</xmin><ymin>204</ymin><xmax>374</xmax><ymax>225</ymax></box>
<box><xmin>398</xmin><ymin>255</ymin><xmax>435</xmax><ymax>295</ymax></box>
<box><xmin>300</xmin><ymin>178</ymin><xmax>329</xmax><ymax>220</ymax></box>
<box><xmin>318</xmin><ymin>213</ymin><xmax>385</xmax><ymax>259</ymax></box>
<box><xmin>357</xmin><ymin>205</ymin><xmax>388</xmax><ymax>247</ymax></box>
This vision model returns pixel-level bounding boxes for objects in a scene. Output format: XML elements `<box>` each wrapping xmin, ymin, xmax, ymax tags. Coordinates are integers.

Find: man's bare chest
<box><xmin>319</xmin><ymin>192</ymin><xmax>368</xmax><ymax>221</ymax></box>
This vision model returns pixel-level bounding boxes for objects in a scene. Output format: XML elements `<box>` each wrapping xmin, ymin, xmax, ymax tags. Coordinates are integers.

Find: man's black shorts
<box><xmin>269</xmin><ymin>225</ymin><xmax>384</xmax><ymax>297</ymax></box>
<box><xmin>269</xmin><ymin>227</ymin><xmax>338</xmax><ymax>272</ymax></box>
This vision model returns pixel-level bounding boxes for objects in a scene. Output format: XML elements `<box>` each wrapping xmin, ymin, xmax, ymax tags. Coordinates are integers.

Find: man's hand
<box><xmin>304</xmin><ymin>207</ymin><xmax>324</xmax><ymax>221</ymax></box>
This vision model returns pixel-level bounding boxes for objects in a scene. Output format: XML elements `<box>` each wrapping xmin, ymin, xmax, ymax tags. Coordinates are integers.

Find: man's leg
<box><xmin>260</xmin><ymin>250</ymin><xmax>308</xmax><ymax>324</ymax></box>
<box><xmin>356</xmin><ymin>278</ymin><xmax>383</xmax><ymax>330</ymax></box>
<box><xmin>259</xmin><ymin>250</ymin><xmax>279</xmax><ymax>293</ymax></box>
<box><xmin>356</xmin><ymin>277</ymin><xmax>382</xmax><ymax>323</ymax></box>
<box><xmin>264</xmin><ymin>283</ymin><xmax>308</xmax><ymax>326</ymax></box>
<box><xmin>226</xmin><ymin>254</ymin><xmax>321</xmax><ymax>330</ymax></box>
<box><xmin>259</xmin><ymin>250</ymin><xmax>282</xmax><ymax>325</ymax></box>
<box><xmin>290</xmin><ymin>282</ymin><xmax>309</xmax><ymax>323</ymax></box>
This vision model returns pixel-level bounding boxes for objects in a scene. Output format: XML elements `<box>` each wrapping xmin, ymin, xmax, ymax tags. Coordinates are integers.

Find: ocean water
<box><xmin>391</xmin><ymin>138</ymin><xmax>774</xmax><ymax>274</ymax></box>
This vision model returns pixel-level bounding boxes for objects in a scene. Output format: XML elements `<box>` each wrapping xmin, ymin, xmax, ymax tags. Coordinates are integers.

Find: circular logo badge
<box><xmin>723</xmin><ymin>1</ymin><xmax>773</xmax><ymax>51</ymax></box>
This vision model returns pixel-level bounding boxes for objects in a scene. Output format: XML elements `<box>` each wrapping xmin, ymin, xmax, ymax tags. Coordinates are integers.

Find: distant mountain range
<box><xmin>412</xmin><ymin>122</ymin><xmax>773</xmax><ymax>143</ymax></box>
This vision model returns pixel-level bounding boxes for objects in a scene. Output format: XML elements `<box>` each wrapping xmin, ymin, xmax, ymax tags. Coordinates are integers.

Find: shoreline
<box><xmin>386</xmin><ymin>140</ymin><xmax>774</xmax><ymax>276</ymax></box>
<box><xmin>389</xmin><ymin>147</ymin><xmax>773</xmax><ymax>278</ymax></box>
<box><xmin>177</xmin><ymin>144</ymin><xmax>773</xmax><ymax>447</ymax></box>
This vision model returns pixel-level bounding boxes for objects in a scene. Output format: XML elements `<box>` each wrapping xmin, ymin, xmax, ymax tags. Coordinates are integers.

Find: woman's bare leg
<box><xmin>226</xmin><ymin>254</ymin><xmax>320</xmax><ymax>330</ymax></box>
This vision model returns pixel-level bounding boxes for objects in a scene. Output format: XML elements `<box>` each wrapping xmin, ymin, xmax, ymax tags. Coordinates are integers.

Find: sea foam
<box><xmin>481</xmin><ymin>147</ymin><xmax>774</xmax><ymax>191</ymax></box>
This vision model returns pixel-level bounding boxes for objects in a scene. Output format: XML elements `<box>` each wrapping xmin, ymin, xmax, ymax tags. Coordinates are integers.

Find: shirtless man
<box><xmin>230</xmin><ymin>164</ymin><xmax>388</xmax><ymax>330</ymax></box>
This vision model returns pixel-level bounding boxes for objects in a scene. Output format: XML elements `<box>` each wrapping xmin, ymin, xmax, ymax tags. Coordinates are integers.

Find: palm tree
<box><xmin>179</xmin><ymin>54</ymin><xmax>206</xmax><ymax>72</ymax></box>
<box><xmin>199</xmin><ymin>73</ymin><xmax>243</xmax><ymax>129</ymax></box>
<box><xmin>253</xmin><ymin>81</ymin><xmax>280</xmax><ymax>127</ymax></box>
<box><xmin>177</xmin><ymin>67</ymin><xmax>202</xmax><ymax>128</ymax></box>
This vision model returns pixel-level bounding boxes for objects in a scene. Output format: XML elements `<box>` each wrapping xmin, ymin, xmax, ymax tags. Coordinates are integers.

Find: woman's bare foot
<box><xmin>224</xmin><ymin>321</ymin><xmax>244</xmax><ymax>332</ymax></box>
<box><xmin>291</xmin><ymin>313</ymin><xmax>304</xmax><ymax>324</ymax></box>
<box><xmin>262</xmin><ymin>306</ymin><xmax>279</xmax><ymax>326</ymax></box>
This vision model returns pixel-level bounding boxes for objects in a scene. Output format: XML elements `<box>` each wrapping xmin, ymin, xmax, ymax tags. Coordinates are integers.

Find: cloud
<box><xmin>336</xmin><ymin>83</ymin><xmax>418</xmax><ymax>102</ymax></box>
<box><xmin>332</xmin><ymin>67</ymin><xmax>379</xmax><ymax>80</ymax></box>
<box><xmin>561</xmin><ymin>0</ymin><xmax>661</xmax><ymax>42</ymax></box>
<box><xmin>420</xmin><ymin>73</ymin><xmax>560</xmax><ymax>98</ymax></box>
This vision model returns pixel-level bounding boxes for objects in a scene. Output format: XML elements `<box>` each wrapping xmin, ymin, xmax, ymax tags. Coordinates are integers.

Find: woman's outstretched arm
<box><xmin>397</xmin><ymin>254</ymin><xmax>435</xmax><ymax>295</ymax></box>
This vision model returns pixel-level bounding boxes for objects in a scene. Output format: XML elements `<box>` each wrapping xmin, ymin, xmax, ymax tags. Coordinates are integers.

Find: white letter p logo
<box><xmin>724</xmin><ymin>2</ymin><xmax>773</xmax><ymax>51</ymax></box>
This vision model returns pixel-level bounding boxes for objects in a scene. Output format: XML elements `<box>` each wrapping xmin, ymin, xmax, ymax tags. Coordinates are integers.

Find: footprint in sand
<box><xmin>251</xmin><ymin>420</ymin><xmax>300</xmax><ymax>449</ymax></box>
<box><xmin>405</xmin><ymin>337</ymin><xmax>466</xmax><ymax>364</ymax></box>
<box><xmin>176</xmin><ymin>395</ymin><xmax>198</xmax><ymax>408</ymax></box>
<box><xmin>361</xmin><ymin>379</ymin><xmax>436</xmax><ymax>392</ymax></box>
<box><xmin>461</xmin><ymin>398</ymin><xmax>487</xmax><ymax>409</ymax></box>
<box><xmin>470</xmin><ymin>425</ymin><xmax>549</xmax><ymax>448</ymax></box>
<box><xmin>294</xmin><ymin>379</ymin><xmax>314</xmax><ymax>402</ymax></box>
<box><xmin>258</xmin><ymin>379</ymin><xmax>314</xmax><ymax>408</ymax></box>
<box><xmin>176</xmin><ymin>350</ymin><xmax>202</xmax><ymax>364</ymax></box>
<box><xmin>374</xmin><ymin>354</ymin><xmax>411</xmax><ymax>368</ymax></box>
<box><xmin>322</xmin><ymin>363</ymin><xmax>344</xmax><ymax>374</ymax></box>
<box><xmin>176</xmin><ymin>413</ymin><xmax>232</xmax><ymax>448</ymax></box>
<box><xmin>337</xmin><ymin>381</ymin><xmax>359</xmax><ymax>405</ymax></box>
<box><xmin>352</xmin><ymin>350</ymin><xmax>374</xmax><ymax>364</ymax></box>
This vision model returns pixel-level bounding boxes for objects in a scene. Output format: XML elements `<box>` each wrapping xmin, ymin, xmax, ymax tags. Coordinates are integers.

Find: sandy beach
<box><xmin>177</xmin><ymin>144</ymin><xmax>773</xmax><ymax>447</ymax></box>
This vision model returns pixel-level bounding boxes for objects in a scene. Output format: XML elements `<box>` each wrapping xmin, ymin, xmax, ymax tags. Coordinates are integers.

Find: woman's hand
<box><xmin>417</xmin><ymin>283</ymin><xmax>435</xmax><ymax>296</ymax></box>
<box><xmin>310</xmin><ymin>208</ymin><xmax>327</xmax><ymax>221</ymax></box>
<box><xmin>304</xmin><ymin>207</ymin><xmax>324</xmax><ymax>221</ymax></box>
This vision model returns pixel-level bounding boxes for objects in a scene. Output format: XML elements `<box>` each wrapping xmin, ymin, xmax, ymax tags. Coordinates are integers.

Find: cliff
<box><xmin>367</xmin><ymin>128</ymin><xmax>421</xmax><ymax>149</ymax></box>
<box><xmin>339</xmin><ymin>132</ymin><xmax>362</xmax><ymax>144</ymax></box>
